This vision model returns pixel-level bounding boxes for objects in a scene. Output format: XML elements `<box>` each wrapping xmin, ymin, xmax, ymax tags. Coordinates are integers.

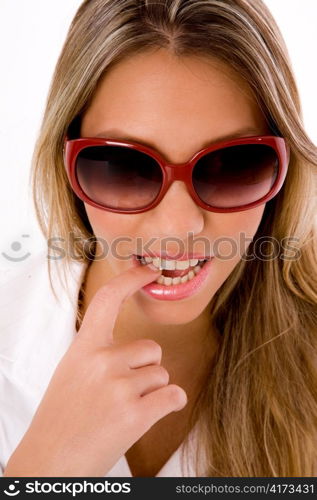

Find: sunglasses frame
<box><xmin>63</xmin><ymin>134</ymin><xmax>290</xmax><ymax>214</ymax></box>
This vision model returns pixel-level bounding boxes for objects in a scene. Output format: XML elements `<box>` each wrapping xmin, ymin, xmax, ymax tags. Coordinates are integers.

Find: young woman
<box><xmin>1</xmin><ymin>0</ymin><xmax>317</xmax><ymax>477</ymax></box>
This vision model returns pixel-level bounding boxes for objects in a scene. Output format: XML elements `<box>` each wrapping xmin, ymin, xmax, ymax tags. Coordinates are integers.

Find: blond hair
<box><xmin>31</xmin><ymin>0</ymin><xmax>317</xmax><ymax>476</ymax></box>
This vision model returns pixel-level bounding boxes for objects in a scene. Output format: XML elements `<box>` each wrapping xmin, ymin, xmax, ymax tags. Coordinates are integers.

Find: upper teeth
<box><xmin>140</xmin><ymin>256</ymin><xmax>206</xmax><ymax>270</ymax></box>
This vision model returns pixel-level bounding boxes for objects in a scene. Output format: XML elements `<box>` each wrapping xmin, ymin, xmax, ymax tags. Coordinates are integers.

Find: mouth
<box><xmin>133</xmin><ymin>254</ymin><xmax>211</xmax><ymax>285</ymax></box>
<box><xmin>132</xmin><ymin>253</ymin><xmax>214</xmax><ymax>301</ymax></box>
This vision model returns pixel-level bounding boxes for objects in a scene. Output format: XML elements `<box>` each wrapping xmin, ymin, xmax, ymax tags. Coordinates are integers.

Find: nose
<box><xmin>150</xmin><ymin>180</ymin><xmax>205</xmax><ymax>239</ymax></box>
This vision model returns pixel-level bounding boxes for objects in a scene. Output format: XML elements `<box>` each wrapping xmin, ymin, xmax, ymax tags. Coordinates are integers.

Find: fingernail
<box><xmin>146</xmin><ymin>263</ymin><xmax>161</xmax><ymax>272</ymax></box>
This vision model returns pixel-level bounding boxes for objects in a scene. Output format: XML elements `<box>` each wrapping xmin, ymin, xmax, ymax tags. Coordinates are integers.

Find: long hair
<box><xmin>31</xmin><ymin>0</ymin><xmax>317</xmax><ymax>476</ymax></box>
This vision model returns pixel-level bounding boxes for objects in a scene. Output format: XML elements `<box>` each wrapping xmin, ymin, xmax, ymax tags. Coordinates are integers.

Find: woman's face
<box><xmin>80</xmin><ymin>48</ymin><xmax>270</xmax><ymax>325</ymax></box>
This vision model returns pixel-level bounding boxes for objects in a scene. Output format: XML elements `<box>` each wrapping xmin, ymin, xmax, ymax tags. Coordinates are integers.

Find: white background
<box><xmin>0</xmin><ymin>0</ymin><xmax>316</xmax><ymax>271</ymax></box>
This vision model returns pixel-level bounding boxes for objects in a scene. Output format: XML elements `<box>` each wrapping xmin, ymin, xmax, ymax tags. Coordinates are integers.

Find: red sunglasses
<box><xmin>63</xmin><ymin>135</ymin><xmax>290</xmax><ymax>214</ymax></box>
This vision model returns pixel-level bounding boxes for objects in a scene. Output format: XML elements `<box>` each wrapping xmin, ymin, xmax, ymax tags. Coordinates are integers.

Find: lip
<box><xmin>131</xmin><ymin>254</ymin><xmax>214</xmax><ymax>301</ymax></box>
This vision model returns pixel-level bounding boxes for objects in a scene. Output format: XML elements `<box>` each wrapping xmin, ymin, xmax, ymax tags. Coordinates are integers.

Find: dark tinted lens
<box><xmin>76</xmin><ymin>146</ymin><xmax>163</xmax><ymax>210</ymax></box>
<box><xmin>192</xmin><ymin>144</ymin><xmax>279</xmax><ymax>208</ymax></box>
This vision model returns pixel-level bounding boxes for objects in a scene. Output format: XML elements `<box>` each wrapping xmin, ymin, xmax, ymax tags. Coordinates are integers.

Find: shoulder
<box><xmin>0</xmin><ymin>248</ymin><xmax>87</xmax><ymax>391</ymax></box>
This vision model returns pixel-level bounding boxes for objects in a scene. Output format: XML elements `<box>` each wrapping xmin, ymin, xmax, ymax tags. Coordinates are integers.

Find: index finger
<box><xmin>77</xmin><ymin>263</ymin><xmax>161</xmax><ymax>346</ymax></box>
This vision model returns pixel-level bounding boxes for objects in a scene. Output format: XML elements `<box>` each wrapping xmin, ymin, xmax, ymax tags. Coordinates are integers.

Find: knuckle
<box><xmin>94</xmin><ymin>348</ymin><xmax>113</xmax><ymax>369</ymax></box>
<box><xmin>94</xmin><ymin>284</ymin><xmax>118</xmax><ymax>305</ymax></box>
<box><xmin>140</xmin><ymin>339</ymin><xmax>162</xmax><ymax>358</ymax></box>
<box><xmin>94</xmin><ymin>284</ymin><xmax>111</xmax><ymax>302</ymax></box>
<box><xmin>153</xmin><ymin>365</ymin><xmax>169</xmax><ymax>384</ymax></box>
<box><xmin>86</xmin><ymin>349</ymin><xmax>112</xmax><ymax>377</ymax></box>
<box><xmin>166</xmin><ymin>384</ymin><xmax>187</xmax><ymax>407</ymax></box>
<box><xmin>112</xmin><ymin>377</ymin><xmax>132</xmax><ymax>404</ymax></box>
<box><xmin>121</xmin><ymin>405</ymin><xmax>139</xmax><ymax>428</ymax></box>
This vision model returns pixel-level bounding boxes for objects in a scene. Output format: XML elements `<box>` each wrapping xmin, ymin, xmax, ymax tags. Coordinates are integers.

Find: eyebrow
<box><xmin>92</xmin><ymin>127</ymin><xmax>265</xmax><ymax>149</ymax></box>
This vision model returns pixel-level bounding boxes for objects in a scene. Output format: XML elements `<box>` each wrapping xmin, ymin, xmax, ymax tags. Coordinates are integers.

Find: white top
<box><xmin>0</xmin><ymin>249</ymin><xmax>197</xmax><ymax>477</ymax></box>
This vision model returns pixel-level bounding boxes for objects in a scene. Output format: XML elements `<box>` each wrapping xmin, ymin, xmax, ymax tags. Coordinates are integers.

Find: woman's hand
<box><xmin>4</xmin><ymin>264</ymin><xmax>187</xmax><ymax>477</ymax></box>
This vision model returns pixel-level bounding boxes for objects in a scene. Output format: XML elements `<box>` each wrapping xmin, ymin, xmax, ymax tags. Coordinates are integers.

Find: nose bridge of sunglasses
<box><xmin>164</xmin><ymin>162</ymin><xmax>194</xmax><ymax>185</ymax></box>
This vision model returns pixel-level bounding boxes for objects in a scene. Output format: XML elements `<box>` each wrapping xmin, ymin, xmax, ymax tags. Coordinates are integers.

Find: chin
<box><xmin>131</xmin><ymin>291</ymin><xmax>214</xmax><ymax>326</ymax></box>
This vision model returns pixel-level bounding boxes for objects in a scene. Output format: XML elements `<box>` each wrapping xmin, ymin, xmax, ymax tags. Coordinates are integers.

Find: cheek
<box><xmin>210</xmin><ymin>205</ymin><xmax>265</xmax><ymax>259</ymax></box>
<box><xmin>84</xmin><ymin>204</ymin><xmax>141</xmax><ymax>261</ymax></box>
<box><xmin>84</xmin><ymin>204</ymin><xmax>140</xmax><ymax>260</ymax></box>
<box><xmin>85</xmin><ymin>204</ymin><xmax>131</xmax><ymax>239</ymax></box>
